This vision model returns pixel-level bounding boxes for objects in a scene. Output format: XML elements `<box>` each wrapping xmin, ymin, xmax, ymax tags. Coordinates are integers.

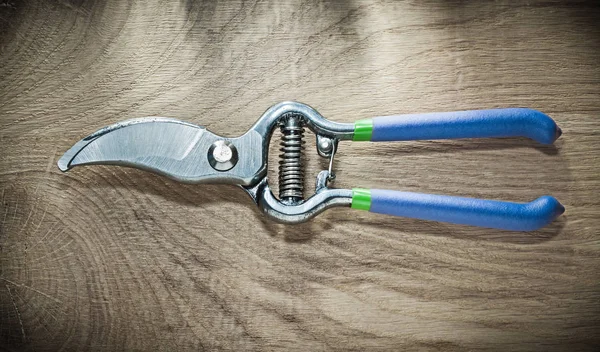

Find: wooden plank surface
<box><xmin>1</xmin><ymin>0</ymin><xmax>599</xmax><ymax>350</ymax></box>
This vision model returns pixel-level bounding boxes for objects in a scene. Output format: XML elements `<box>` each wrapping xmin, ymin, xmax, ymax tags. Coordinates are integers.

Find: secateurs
<box><xmin>58</xmin><ymin>102</ymin><xmax>564</xmax><ymax>231</ymax></box>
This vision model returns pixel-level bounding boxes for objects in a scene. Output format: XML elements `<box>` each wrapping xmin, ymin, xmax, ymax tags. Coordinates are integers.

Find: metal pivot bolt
<box><xmin>208</xmin><ymin>140</ymin><xmax>238</xmax><ymax>171</ymax></box>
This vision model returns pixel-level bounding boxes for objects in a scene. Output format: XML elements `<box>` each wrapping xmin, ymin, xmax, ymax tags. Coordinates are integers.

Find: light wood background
<box><xmin>1</xmin><ymin>0</ymin><xmax>599</xmax><ymax>351</ymax></box>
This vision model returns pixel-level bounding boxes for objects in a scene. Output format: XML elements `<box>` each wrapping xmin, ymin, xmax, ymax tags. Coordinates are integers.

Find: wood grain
<box><xmin>1</xmin><ymin>0</ymin><xmax>599</xmax><ymax>351</ymax></box>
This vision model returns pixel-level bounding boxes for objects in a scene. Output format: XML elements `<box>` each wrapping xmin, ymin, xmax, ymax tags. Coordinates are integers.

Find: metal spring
<box><xmin>279</xmin><ymin>115</ymin><xmax>305</xmax><ymax>203</ymax></box>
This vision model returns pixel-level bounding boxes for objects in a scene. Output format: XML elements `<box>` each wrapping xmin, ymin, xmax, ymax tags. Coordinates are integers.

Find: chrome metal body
<box><xmin>58</xmin><ymin>102</ymin><xmax>354</xmax><ymax>223</ymax></box>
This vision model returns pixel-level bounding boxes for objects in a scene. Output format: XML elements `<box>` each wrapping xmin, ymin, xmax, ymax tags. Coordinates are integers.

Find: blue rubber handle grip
<box><xmin>371</xmin><ymin>108</ymin><xmax>561</xmax><ymax>144</ymax></box>
<box><xmin>367</xmin><ymin>190</ymin><xmax>564</xmax><ymax>231</ymax></box>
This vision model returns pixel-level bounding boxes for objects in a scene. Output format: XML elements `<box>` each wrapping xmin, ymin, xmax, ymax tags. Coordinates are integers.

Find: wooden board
<box><xmin>1</xmin><ymin>0</ymin><xmax>599</xmax><ymax>350</ymax></box>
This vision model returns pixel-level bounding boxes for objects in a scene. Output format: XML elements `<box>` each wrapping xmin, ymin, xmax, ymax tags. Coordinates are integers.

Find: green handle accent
<box><xmin>351</xmin><ymin>188</ymin><xmax>371</xmax><ymax>210</ymax></box>
<box><xmin>353</xmin><ymin>119</ymin><xmax>373</xmax><ymax>141</ymax></box>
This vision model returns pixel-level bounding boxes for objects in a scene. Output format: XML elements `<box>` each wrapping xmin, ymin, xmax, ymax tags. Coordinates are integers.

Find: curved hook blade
<box><xmin>58</xmin><ymin>118</ymin><xmax>209</xmax><ymax>181</ymax></box>
<box><xmin>58</xmin><ymin>117</ymin><xmax>265</xmax><ymax>185</ymax></box>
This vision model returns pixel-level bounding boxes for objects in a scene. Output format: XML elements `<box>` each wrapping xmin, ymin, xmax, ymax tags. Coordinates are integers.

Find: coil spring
<box><xmin>279</xmin><ymin>115</ymin><xmax>305</xmax><ymax>203</ymax></box>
